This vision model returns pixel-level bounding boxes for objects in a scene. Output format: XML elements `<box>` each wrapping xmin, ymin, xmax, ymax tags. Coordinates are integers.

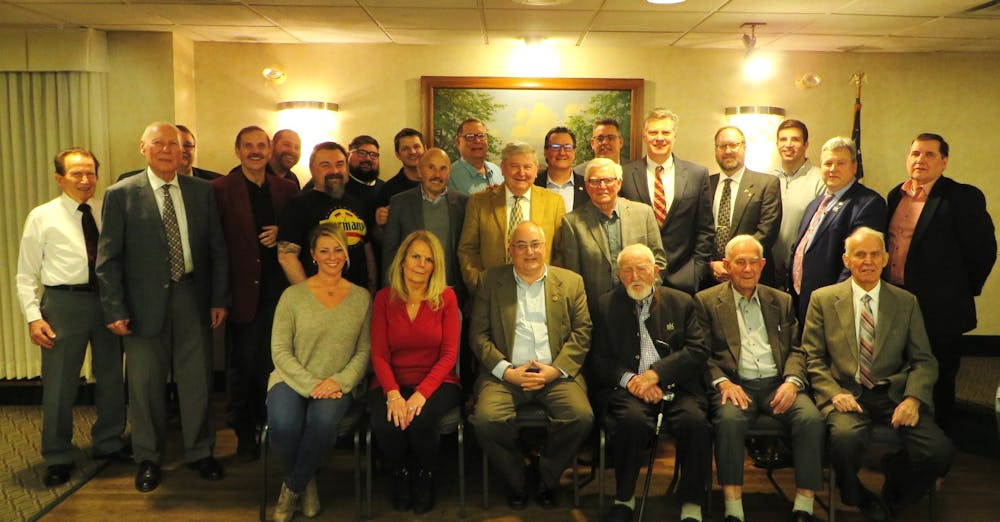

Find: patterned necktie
<box><xmin>505</xmin><ymin>195</ymin><xmax>524</xmax><ymax>263</ymax></box>
<box><xmin>715</xmin><ymin>178</ymin><xmax>733</xmax><ymax>257</ymax></box>
<box><xmin>161</xmin><ymin>184</ymin><xmax>185</xmax><ymax>281</ymax></box>
<box><xmin>792</xmin><ymin>193</ymin><xmax>833</xmax><ymax>294</ymax></box>
<box><xmin>78</xmin><ymin>203</ymin><xmax>98</xmax><ymax>285</ymax></box>
<box><xmin>859</xmin><ymin>294</ymin><xmax>877</xmax><ymax>389</ymax></box>
<box><xmin>652</xmin><ymin>165</ymin><xmax>667</xmax><ymax>227</ymax></box>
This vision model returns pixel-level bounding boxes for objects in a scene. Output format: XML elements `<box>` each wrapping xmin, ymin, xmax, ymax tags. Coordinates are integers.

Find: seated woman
<box><xmin>368</xmin><ymin>230</ymin><xmax>461</xmax><ymax>514</ymax></box>
<box><xmin>267</xmin><ymin>223</ymin><xmax>371</xmax><ymax>522</ymax></box>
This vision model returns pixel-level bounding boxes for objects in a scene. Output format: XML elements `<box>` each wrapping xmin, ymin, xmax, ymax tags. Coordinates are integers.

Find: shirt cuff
<box><xmin>786</xmin><ymin>376</ymin><xmax>805</xmax><ymax>390</ymax></box>
<box><xmin>712</xmin><ymin>376</ymin><xmax>730</xmax><ymax>389</ymax></box>
<box><xmin>619</xmin><ymin>371</ymin><xmax>637</xmax><ymax>388</ymax></box>
<box><xmin>491</xmin><ymin>360</ymin><xmax>512</xmax><ymax>381</ymax></box>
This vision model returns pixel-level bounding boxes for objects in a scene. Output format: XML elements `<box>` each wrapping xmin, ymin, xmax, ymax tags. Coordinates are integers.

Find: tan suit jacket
<box><xmin>469</xmin><ymin>265</ymin><xmax>591</xmax><ymax>380</ymax></box>
<box><xmin>803</xmin><ymin>279</ymin><xmax>938</xmax><ymax>410</ymax></box>
<box><xmin>457</xmin><ymin>184</ymin><xmax>566</xmax><ymax>293</ymax></box>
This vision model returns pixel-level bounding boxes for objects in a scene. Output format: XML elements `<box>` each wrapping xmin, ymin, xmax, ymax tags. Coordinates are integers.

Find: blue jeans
<box><xmin>267</xmin><ymin>382</ymin><xmax>352</xmax><ymax>493</ymax></box>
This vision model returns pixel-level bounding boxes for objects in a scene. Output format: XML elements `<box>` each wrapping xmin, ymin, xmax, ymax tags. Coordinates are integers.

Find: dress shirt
<box><xmin>146</xmin><ymin>169</ymin><xmax>194</xmax><ymax>274</ymax></box>
<box><xmin>619</xmin><ymin>292</ymin><xmax>659</xmax><ymax>387</ymax></box>
<box><xmin>449</xmin><ymin>158</ymin><xmax>502</xmax><ymax>195</ymax></box>
<box><xmin>645</xmin><ymin>155</ymin><xmax>675</xmax><ymax>212</ymax></box>
<box><xmin>490</xmin><ymin>267</ymin><xmax>554</xmax><ymax>379</ymax></box>
<box><xmin>732</xmin><ymin>287</ymin><xmax>779</xmax><ymax>380</ymax></box>
<box><xmin>804</xmin><ymin>180</ymin><xmax>856</xmax><ymax>251</ymax></box>
<box><xmin>850</xmin><ymin>279</ymin><xmax>881</xmax><ymax>384</ymax></box>
<box><xmin>16</xmin><ymin>193</ymin><xmax>102</xmax><ymax>323</ymax></box>
<box><xmin>505</xmin><ymin>186</ymin><xmax>533</xmax><ymax>227</ymax></box>
<box><xmin>597</xmin><ymin>203</ymin><xmax>623</xmax><ymax>282</ymax></box>
<box><xmin>545</xmin><ymin>173</ymin><xmax>576</xmax><ymax>214</ymax></box>
<box><xmin>420</xmin><ymin>185</ymin><xmax>448</xmax><ymax>204</ymax></box>
<box><xmin>887</xmin><ymin>177</ymin><xmax>937</xmax><ymax>285</ymax></box>
<box><xmin>713</xmin><ymin>168</ymin><xmax>744</xmax><ymax>226</ymax></box>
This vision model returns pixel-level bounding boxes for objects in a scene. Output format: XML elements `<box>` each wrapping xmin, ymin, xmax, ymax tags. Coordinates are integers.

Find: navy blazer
<box><xmin>535</xmin><ymin>170</ymin><xmax>590</xmax><ymax>210</ymax></box>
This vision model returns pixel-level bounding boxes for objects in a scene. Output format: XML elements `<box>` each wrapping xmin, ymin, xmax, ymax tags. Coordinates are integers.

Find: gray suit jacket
<box><xmin>695</xmin><ymin>282</ymin><xmax>803</xmax><ymax>386</ymax></box>
<box><xmin>552</xmin><ymin>199</ymin><xmax>666</xmax><ymax>311</ymax></box>
<box><xmin>96</xmin><ymin>170</ymin><xmax>228</xmax><ymax>337</ymax></box>
<box><xmin>381</xmin><ymin>187</ymin><xmax>468</xmax><ymax>291</ymax></box>
<box><xmin>803</xmin><ymin>280</ymin><xmax>937</xmax><ymax>410</ymax></box>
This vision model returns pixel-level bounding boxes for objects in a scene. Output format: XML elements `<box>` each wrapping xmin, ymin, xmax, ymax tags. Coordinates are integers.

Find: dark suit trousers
<box><xmin>599</xmin><ymin>387</ymin><xmax>711</xmax><ymax>505</ymax></box>
<box><xmin>367</xmin><ymin>383</ymin><xmax>460</xmax><ymax>471</ymax></box>
<box><xmin>928</xmin><ymin>333</ymin><xmax>962</xmax><ymax>433</ymax></box>
<box><xmin>40</xmin><ymin>289</ymin><xmax>127</xmax><ymax>465</ymax></box>
<box><xmin>472</xmin><ymin>376</ymin><xmax>593</xmax><ymax>491</ymax></box>
<box><xmin>124</xmin><ymin>278</ymin><xmax>215</xmax><ymax>464</ymax></box>
<box><xmin>827</xmin><ymin>386</ymin><xmax>954</xmax><ymax>506</ymax></box>
<box><xmin>711</xmin><ymin>377</ymin><xmax>824</xmax><ymax>490</ymax></box>
<box><xmin>227</xmin><ymin>301</ymin><xmax>278</xmax><ymax>441</ymax></box>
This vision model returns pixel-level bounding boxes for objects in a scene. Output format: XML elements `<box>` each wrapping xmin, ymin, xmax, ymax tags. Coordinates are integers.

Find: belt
<box><xmin>172</xmin><ymin>272</ymin><xmax>195</xmax><ymax>283</ymax></box>
<box><xmin>45</xmin><ymin>284</ymin><xmax>96</xmax><ymax>293</ymax></box>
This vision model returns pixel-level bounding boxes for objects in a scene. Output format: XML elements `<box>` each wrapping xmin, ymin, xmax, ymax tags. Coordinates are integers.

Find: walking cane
<box><xmin>635</xmin><ymin>387</ymin><xmax>675</xmax><ymax>522</ymax></box>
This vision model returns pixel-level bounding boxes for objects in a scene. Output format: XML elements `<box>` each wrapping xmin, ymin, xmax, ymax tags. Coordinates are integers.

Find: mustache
<box><xmin>248</xmin><ymin>154</ymin><xmax>266</xmax><ymax>160</ymax></box>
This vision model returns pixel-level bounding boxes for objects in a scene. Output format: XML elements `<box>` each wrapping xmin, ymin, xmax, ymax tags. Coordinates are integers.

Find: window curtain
<box><xmin>0</xmin><ymin>71</ymin><xmax>109</xmax><ymax>379</ymax></box>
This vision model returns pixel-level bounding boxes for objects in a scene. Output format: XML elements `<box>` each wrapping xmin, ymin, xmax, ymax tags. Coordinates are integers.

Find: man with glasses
<box><xmin>706</xmin><ymin>126</ymin><xmax>782</xmax><ymax>288</ymax></box>
<box><xmin>536</xmin><ymin>126</ymin><xmax>589</xmax><ymax>211</ymax></box>
<box><xmin>554</xmin><ymin>158</ymin><xmax>665</xmax><ymax>317</ymax></box>
<box><xmin>573</xmin><ymin>118</ymin><xmax>626</xmax><ymax>178</ymax></box>
<box><xmin>117</xmin><ymin>125</ymin><xmax>222</xmax><ymax>182</ymax></box>
<box><xmin>449</xmin><ymin>118</ymin><xmax>503</xmax><ymax>195</ymax></box>
<box><xmin>345</xmin><ymin>134</ymin><xmax>385</xmax><ymax>212</ymax></box>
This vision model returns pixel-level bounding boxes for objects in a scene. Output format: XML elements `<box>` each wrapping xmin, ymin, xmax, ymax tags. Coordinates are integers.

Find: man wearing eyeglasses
<box><xmin>535</xmin><ymin>126</ymin><xmax>589</xmax><ymax>211</ymax></box>
<box><xmin>345</xmin><ymin>135</ymin><xmax>385</xmax><ymax>212</ymax></box>
<box><xmin>553</xmin><ymin>158</ymin><xmax>665</xmax><ymax>318</ymax></box>
<box><xmin>706</xmin><ymin>126</ymin><xmax>782</xmax><ymax>288</ymax></box>
<box><xmin>449</xmin><ymin>118</ymin><xmax>503</xmax><ymax>195</ymax></box>
<box><xmin>573</xmin><ymin>118</ymin><xmax>626</xmax><ymax>178</ymax></box>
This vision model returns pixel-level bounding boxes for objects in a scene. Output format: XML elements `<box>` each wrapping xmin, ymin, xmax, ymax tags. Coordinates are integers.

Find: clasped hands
<box><xmin>627</xmin><ymin>369</ymin><xmax>664</xmax><ymax>404</ymax></box>
<box><xmin>310</xmin><ymin>378</ymin><xmax>343</xmax><ymax>400</ymax></box>
<box><xmin>385</xmin><ymin>390</ymin><xmax>426</xmax><ymax>430</ymax></box>
<box><xmin>830</xmin><ymin>392</ymin><xmax>921</xmax><ymax>428</ymax></box>
<box><xmin>503</xmin><ymin>360</ymin><xmax>560</xmax><ymax>392</ymax></box>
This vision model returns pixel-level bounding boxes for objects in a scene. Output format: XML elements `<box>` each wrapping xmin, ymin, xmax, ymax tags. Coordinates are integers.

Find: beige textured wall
<box><xmin>191</xmin><ymin>42</ymin><xmax>1000</xmax><ymax>332</ymax></box>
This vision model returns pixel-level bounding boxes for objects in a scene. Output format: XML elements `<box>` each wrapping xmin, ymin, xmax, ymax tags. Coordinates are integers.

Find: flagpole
<box><xmin>851</xmin><ymin>72</ymin><xmax>867</xmax><ymax>180</ymax></box>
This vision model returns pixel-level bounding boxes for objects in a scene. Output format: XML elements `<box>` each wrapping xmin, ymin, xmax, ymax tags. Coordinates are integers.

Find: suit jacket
<box><xmin>382</xmin><ymin>187</ymin><xmax>469</xmax><ymax>293</ymax></box>
<box><xmin>791</xmin><ymin>181</ymin><xmax>886</xmax><ymax>324</ymax></box>
<box><xmin>96</xmin><ymin>170</ymin><xmax>229</xmax><ymax>337</ymax></box>
<box><xmin>552</xmin><ymin>199</ymin><xmax>666</xmax><ymax>312</ymax></box>
<box><xmin>886</xmin><ymin>176</ymin><xmax>996</xmax><ymax>335</ymax></box>
<box><xmin>803</xmin><ymin>280</ymin><xmax>937</xmax><ymax>410</ymax></box>
<box><xmin>212</xmin><ymin>170</ymin><xmax>298</xmax><ymax>323</ymax></box>
<box><xmin>457</xmin><ymin>184</ymin><xmax>567</xmax><ymax>293</ymax></box>
<box><xmin>117</xmin><ymin>167</ymin><xmax>222</xmax><ymax>182</ymax></box>
<box><xmin>591</xmin><ymin>285</ymin><xmax>710</xmax><ymax>396</ymax></box>
<box><xmin>695</xmin><ymin>282</ymin><xmax>803</xmax><ymax>386</ymax></box>
<box><xmin>619</xmin><ymin>155</ymin><xmax>715</xmax><ymax>294</ymax></box>
<box><xmin>469</xmin><ymin>265</ymin><xmax>591</xmax><ymax>380</ymax></box>
<box><xmin>709</xmin><ymin>169</ymin><xmax>782</xmax><ymax>279</ymax></box>
<box><xmin>534</xmin><ymin>170</ymin><xmax>590</xmax><ymax>210</ymax></box>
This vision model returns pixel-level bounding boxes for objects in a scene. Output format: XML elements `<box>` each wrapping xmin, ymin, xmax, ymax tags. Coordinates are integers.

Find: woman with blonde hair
<box><xmin>368</xmin><ymin>230</ymin><xmax>460</xmax><ymax>514</ymax></box>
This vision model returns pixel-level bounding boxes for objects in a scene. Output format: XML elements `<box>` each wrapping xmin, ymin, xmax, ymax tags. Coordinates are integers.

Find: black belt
<box><xmin>45</xmin><ymin>284</ymin><xmax>96</xmax><ymax>293</ymax></box>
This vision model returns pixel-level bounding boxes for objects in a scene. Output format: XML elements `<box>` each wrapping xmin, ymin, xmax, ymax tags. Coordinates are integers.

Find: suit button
<box><xmin>163</xmin><ymin>283</ymin><xmax>169</xmax><ymax>289</ymax></box>
<box><xmin>253</xmin><ymin>280</ymin><xmax>259</xmax><ymax>285</ymax></box>
<box><xmin>634</xmin><ymin>355</ymin><xmax>640</xmax><ymax>360</ymax></box>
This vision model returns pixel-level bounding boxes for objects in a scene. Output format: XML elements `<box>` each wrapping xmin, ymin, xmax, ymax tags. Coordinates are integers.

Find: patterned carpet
<box><xmin>0</xmin><ymin>406</ymin><xmax>108</xmax><ymax>521</ymax></box>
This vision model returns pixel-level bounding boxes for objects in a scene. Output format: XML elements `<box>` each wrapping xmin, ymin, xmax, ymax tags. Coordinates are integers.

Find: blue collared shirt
<box><xmin>491</xmin><ymin>267</ymin><xmax>558</xmax><ymax>380</ymax></box>
<box><xmin>448</xmin><ymin>158</ymin><xmax>502</xmax><ymax>195</ymax></box>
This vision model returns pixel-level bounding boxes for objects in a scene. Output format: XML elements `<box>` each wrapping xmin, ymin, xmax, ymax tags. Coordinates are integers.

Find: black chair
<box><xmin>259</xmin><ymin>399</ymin><xmax>365</xmax><ymax>522</ymax></box>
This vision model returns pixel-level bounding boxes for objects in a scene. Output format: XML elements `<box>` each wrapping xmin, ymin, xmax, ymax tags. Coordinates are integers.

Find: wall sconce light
<box><xmin>276</xmin><ymin>101</ymin><xmax>340</xmax><ymax>179</ymax></box>
<box><xmin>724</xmin><ymin>105</ymin><xmax>786</xmax><ymax>172</ymax></box>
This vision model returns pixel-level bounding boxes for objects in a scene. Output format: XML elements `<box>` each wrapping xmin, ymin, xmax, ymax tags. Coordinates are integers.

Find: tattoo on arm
<box><xmin>277</xmin><ymin>241</ymin><xmax>301</xmax><ymax>255</ymax></box>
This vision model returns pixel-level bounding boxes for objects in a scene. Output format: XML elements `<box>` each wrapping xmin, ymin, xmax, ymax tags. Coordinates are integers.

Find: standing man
<box><xmin>573</xmin><ymin>118</ymin><xmax>626</xmax><ymax>178</ymax></box>
<box><xmin>448</xmin><ymin>118</ymin><xmax>503</xmax><ymax>195</ymax></box>
<box><xmin>553</xmin><ymin>157</ymin><xmax>666</xmax><ymax>317</ymax></box>
<box><xmin>267</xmin><ymin>129</ymin><xmax>302</xmax><ymax>190</ymax></box>
<box><xmin>214</xmin><ymin>126</ymin><xmax>298</xmax><ymax>459</ymax></box>
<box><xmin>17</xmin><ymin>148</ymin><xmax>129</xmax><ymax>487</ymax></box>
<box><xmin>885</xmin><ymin>133</ymin><xmax>996</xmax><ymax>432</ymax></box>
<box><xmin>97</xmin><ymin>122</ymin><xmax>228</xmax><ymax>492</ymax></box>
<box><xmin>804</xmin><ymin>227</ymin><xmax>953</xmax><ymax>521</ymax></box>
<box><xmin>591</xmin><ymin>243</ymin><xmax>712</xmax><ymax>522</ymax></box>
<box><xmin>470</xmin><ymin>221</ymin><xmax>593</xmax><ymax>510</ymax></box>
<box><xmin>696</xmin><ymin>235</ymin><xmax>823</xmax><ymax>522</ymax></box>
<box><xmin>346</xmin><ymin>134</ymin><xmax>385</xmax><ymax>213</ymax></box>
<box><xmin>373</xmin><ymin>128</ymin><xmax>426</xmax><ymax>230</ymax></box>
<box><xmin>707</xmin><ymin>126</ymin><xmax>782</xmax><ymax>287</ymax></box>
<box><xmin>790</xmin><ymin>136</ymin><xmax>886</xmax><ymax>325</ymax></box>
<box><xmin>619</xmin><ymin>108</ymin><xmax>714</xmax><ymax>295</ymax></box>
<box><xmin>457</xmin><ymin>142</ymin><xmax>567</xmax><ymax>293</ymax></box>
<box><xmin>536</xmin><ymin>126</ymin><xmax>588</xmax><ymax>211</ymax></box>
<box><xmin>772</xmin><ymin>120</ymin><xmax>825</xmax><ymax>288</ymax></box>
<box><xmin>117</xmin><ymin>124</ymin><xmax>222</xmax><ymax>182</ymax></box>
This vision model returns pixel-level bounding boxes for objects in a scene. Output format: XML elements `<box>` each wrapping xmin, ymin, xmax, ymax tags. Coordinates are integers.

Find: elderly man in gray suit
<box><xmin>553</xmin><ymin>157</ymin><xmax>665</xmax><ymax>316</ymax></box>
<box><xmin>97</xmin><ymin>121</ymin><xmax>229</xmax><ymax>493</ymax></box>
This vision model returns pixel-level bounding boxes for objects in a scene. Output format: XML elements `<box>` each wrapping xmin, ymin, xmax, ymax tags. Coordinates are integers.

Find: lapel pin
<box><xmin>665</xmin><ymin>322</ymin><xmax>675</xmax><ymax>331</ymax></box>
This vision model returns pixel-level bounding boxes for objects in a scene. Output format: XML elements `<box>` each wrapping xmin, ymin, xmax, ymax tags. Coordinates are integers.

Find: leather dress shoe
<box><xmin>135</xmin><ymin>461</ymin><xmax>161</xmax><ymax>492</ymax></box>
<box><xmin>535</xmin><ymin>483</ymin><xmax>558</xmax><ymax>509</ymax></box>
<box><xmin>725</xmin><ymin>516</ymin><xmax>744</xmax><ymax>522</ymax></box>
<box><xmin>858</xmin><ymin>489</ymin><xmax>889</xmax><ymax>522</ymax></box>
<box><xmin>507</xmin><ymin>490</ymin><xmax>527</xmax><ymax>510</ymax></box>
<box><xmin>602</xmin><ymin>504</ymin><xmax>633</xmax><ymax>522</ymax></box>
<box><xmin>93</xmin><ymin>445</ymin><xmax>133</xmax><ymax>462</ymax></box>
<box><xmin>681</xmin><ymin>518</ymin><xmax>701</xmax><ymax>522</ymax></box>
<box><xmin>43</xmin><ymin>463</ymin><xmax>74</xmax><ymax>487</ymax></box>
<box><xmin>790</xmin><ymin>510</ymin><xmax>815</xmax><ymax>522</ymax></box>
<box><xmin>186</xmin><ymin>456</ymin><xmax>224</xmax><ymax>480</ymax></box>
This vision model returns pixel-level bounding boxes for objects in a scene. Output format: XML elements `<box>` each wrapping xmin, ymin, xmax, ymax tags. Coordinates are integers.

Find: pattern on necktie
<box><xmin>505</xmin><ymin>195</ymin><xmax>524</xmax><ymax>264</ymax></box>
<box><xmin>716</xmin><ymin>178</ymin><xmax>733</xmax><ymax>257</ymax></box>
<box><xmin>652</xmin><ymin>165</ymin><xmax>667</xmax><ymax>227</ymax></box>
<box><xmin>792</xmin><ymin>193</ymin><xmax>833</xmax><ymax>294</ymax></box>
<box><xmin>161</xmin><ymin>185</ymin><xmax>185</xmax><ymax>281</ymax></box>
<box><xmin>859</xmin><ymin>294</ymin><xmax>877</xmax><ymax>389</ymax></box>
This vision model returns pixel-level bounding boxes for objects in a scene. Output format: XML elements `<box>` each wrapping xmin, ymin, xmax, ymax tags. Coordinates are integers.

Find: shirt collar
<box><xmin>829</xmin><ymin>179</ymin><xmax>856</xmax><ymax>199</ymax></box>
<box><xmin>420</xmin><ymin>185</ymin><xmax>447</xmax><ymax>203</ymax></box>
<box><xmin>850</xmin><ymin>279</ymin><xmax>881</xmax><ymax>302</ymax></box>
<box><xmin>720</xmin><ymin>167</ymin><xmax>745</xmax><ymax>186</ymax></box>
<box><xmin>349</xmin><ymin>175</ymin><xmax>378</xmax><ymax>187</ymax></box>
<box><xmin>777</xmin><ymin>159</ymin><xmax>813</xmax><ymax>178</ymax></box>
<box><xmin>58</xmin><ymin>192</ymin><xmax>88</xmax><ymax>212</ymax></box>
<box><xmin>646</xmin><ymin>154</ymin><xmax>674</xmax><ymax>172</ymax></box>
<box><xmin>146</xmin><ymin>167</ymin><xmax>177</xmax><ymax>191</ymax></box>
<box><xmin>730</xmin><ymin>283</ymin><xmax>760</xmax><ymax>307</ymax></box>
<box><xmin>545</xmin><ymin>172</ymin><xmax>575</xmax><ymax>189</ymax></box>
<box><xmin>901</xmin><ymin>176</ymin><xmax>939</xmax><ymax>198</ymax></box>
<box><xmin>513</xmin><ymin>265</ymin><xmax>548</xmax><ymax>287</ymax></box>
<box><xmin>506</xmin><ymin>185</ymin><xmax>532</xmax><ymax>203</ymax></box>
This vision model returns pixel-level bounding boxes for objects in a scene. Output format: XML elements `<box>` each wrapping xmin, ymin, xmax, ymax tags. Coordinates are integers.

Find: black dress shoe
<box><xmin>93</xmin><ymin>445</ymin><xmax>133</xmax><ymax>462</ymax></box>
<box><xmin>790</xmin><ymin>510</ymin><xmax>815</xmax><ymax>522</ymax></box>
<box><xmin>413</xmin><ymin>468</ymin><xmax>434</xmax><ymax>514</ymax></box>
<box><xmin>725</xmin><ymin>516</ymin><xmax>744</xmax><ymax>522</ymax></box>
<box><xmin>43</xmin><ymin>463</ymin><xmax>74</xmax><ymax>487</ymax></box>
<box><xmin>507</xmin><ymin>490</ymin><xmax>527</xmax><ymax>510</ymax></box>
<box><xmin>535</xmin><ymin>483</ymin><xmax>558</xmax><ymax>509</ymax></box>
<box><xmin>392</xmin><ymin>467</ymin><xmax>412</xmax><ymax>512</ymax></box>
<box><xmin>186</xmin><ymin>456</ymin><xmax>224</xmax><ymax>481</ymax></box>
<box><xmin>858</xmin><ymin>489</ymin><xmax>890</xmax><ymax>522</ymax></box>
<box><xmin>135</xmin><ymin>461</ymin><xmax>161</xmax><ymax>492</ymax></box>
<box><xmin>602</xmin><ymin>504</ymin><xmax>633</xmax><ymax>522</ymax></box>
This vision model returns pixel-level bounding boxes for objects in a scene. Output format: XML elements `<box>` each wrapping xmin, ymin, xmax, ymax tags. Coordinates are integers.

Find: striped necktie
<box><xmin>859</xmin><ymin>294</ymin><xmax>877</xmax><ymax>389</ymax></box>
<box><xmin>652</xmin><ymin>165</ymin><xmax>667</xmax><ymax>227</ymax></box>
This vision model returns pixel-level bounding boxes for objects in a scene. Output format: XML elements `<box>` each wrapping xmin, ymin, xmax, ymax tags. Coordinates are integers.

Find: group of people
<box><xmin>15</xmin><ymin>107</ymin><xmax>995</xmax><ymax>522</ymax></box>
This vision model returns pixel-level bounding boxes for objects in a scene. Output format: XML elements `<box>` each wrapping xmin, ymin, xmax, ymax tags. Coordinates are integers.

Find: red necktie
<box><xmin>652</xmin><ymin>165</ymin><xmax>667</xmax><ymax>227</ymax></box>
<box><xmin>792</xmin><ymin>193</ymin><xmax>832</xmax><ymax>294</ymax></box>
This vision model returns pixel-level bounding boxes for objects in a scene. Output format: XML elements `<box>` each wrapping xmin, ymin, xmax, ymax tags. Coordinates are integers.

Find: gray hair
<box><xmin>821</xmin><ymin>136</ymin><xmax>857</xmax><ymax>160</ymax></box>
<box><xmin>844</xmin><ymin>226</ymin><xmax>886</xmax><ymax>253</ymax></box>
<box><xmin>644</xmin><ymin>108</ymin><xmax>679</xmax><ymax>130</ymax></box>
<box><xmin>617</xmin><ymin>243</ymin><xmax>656</xmax><ymax>267</ymax></box>
<box><xmin>500</xmin><ymin>141</ymin><xmax>537</xmax><ymax>163</ymax></box>
<box><xmin>724</xmin><ymin>234</ymin><xmax>764</xmax><ymax>259</ymax></box>
<box><xmin>585</xmin><ymin>158</ymin><xmax>623</xmax><ymax>180</ymax></box>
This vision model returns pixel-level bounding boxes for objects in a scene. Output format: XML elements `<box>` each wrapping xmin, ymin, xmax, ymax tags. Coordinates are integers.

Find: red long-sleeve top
<box><xmin>370</xmin><ymin>286</ymin><xmax>460</xmax><ymax>399</ymax></box>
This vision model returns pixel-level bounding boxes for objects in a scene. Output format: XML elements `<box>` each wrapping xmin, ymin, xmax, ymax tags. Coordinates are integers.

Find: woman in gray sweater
<box><xmin>267</xmin><ymin>223</ymin><xmax>371</xmax><ymax>522</ymax></box>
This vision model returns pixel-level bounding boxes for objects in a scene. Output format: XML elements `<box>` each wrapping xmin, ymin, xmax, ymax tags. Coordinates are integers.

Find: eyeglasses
<box><xmin>592</xmin><ymin>134</ymin><xmax>621</xmax><ymax>143</ymax></box>
<box><xmin>350</xmin><ymin>149</ymin><xmax>380</xmax><ymax>159</ymax></box>
<box><xmin>512</xmin><ymin>240</ymin><xmax>545</xmax><ymax>252</ymax></box>
<box><xmin>715</xmin><ymin>142</ymin><xmax>745</xmax><ymax>151</ymax></box>
<box><xmin>586</xmin><ymin>177</ymin><xmax>619</xmax><ymax>187</ymax></box>
<box><xmin>461</xmin><ymin>133</ymin><xmax>487</xmax><ymax>142</ymax></box>
<box><xmin>546</xmin><ymin>143</ymin><xmax>575</xmax><ymax>152</ymax></box>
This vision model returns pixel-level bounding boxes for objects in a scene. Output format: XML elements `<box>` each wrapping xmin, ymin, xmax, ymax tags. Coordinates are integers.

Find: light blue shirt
<box><xmin>619</xmin><ymin>292</ymin><xmax>659</xmax><ymax>387</ymax></box>
<box><xmin>545</xmin><ymin>173</ymin><xmax>575</xmax><ymax>213</ymax></box>
<box><xmin>448</xmin><ymin>158</ymin><xmax>502</xmax><ymax>195</ymax></box>
<box><xmin>490</xmin><ymin>267</ymin><xmax>560</xmax><ymax>380</ymax></box>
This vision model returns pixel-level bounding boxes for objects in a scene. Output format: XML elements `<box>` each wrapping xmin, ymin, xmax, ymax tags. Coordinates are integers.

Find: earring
<box><xmin>312</xmin><ymin>259</ymin><xmax>318</xmax><ymax>265</ymax></box>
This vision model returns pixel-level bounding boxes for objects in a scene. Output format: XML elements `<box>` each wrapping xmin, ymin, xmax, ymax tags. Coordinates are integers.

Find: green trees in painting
<box><xmin>433</xmin><ymin>88</ymin><xmax>505</xmax><ymax>162</ymax></box>
<box><xmin>566</xmin><ymin>90</ymin><xmax>632</xmax><ymax>164</ymax></box>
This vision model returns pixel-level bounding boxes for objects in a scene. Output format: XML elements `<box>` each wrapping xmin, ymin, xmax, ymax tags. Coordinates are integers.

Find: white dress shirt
<box><xmin>645</xmin><ymin>155</ymin><xmax>675</xmax><ymax>211</ymax></box>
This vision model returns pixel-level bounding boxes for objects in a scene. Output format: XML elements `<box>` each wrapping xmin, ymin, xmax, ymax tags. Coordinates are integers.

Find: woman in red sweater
<box><xmin>368</xmin><ymin>230</ymin><xmax>460</xmax><ymax>514</ymax></box>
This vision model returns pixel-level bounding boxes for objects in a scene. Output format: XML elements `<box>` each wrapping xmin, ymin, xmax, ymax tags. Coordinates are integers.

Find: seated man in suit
<box><xmin>696</xmin><ymin>235</ymin><xmax>823</xmax><ymax>522</ymax></box>
<box><xmin>535</xmin><ymin>126</ymin><xmax>589</xmax><ymax>211</ymax></box>
<box><xmin>470</xmin><ymin>221</ymin><xmax>593</xmax><ymax>510</ymax></box>
<box><xmin>804</xmin><ymin>227</ymin><xmax>954</xmax><ymax>521</ymax></box>
<box><xmin>591</xmin><ymin>243</ymin><xmax>712</xmax><ymax>522</ymax></box>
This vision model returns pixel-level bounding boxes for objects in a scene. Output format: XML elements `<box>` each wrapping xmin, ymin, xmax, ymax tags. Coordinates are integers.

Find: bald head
<box><xmin>418</xmin><ymin>147</ymin><xmax>452</xmax><ymax>199</ymax></box>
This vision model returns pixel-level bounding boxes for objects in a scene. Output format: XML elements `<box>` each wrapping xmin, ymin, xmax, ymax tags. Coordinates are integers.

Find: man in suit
<box><xmin>619</xmin><ymin>108</ymin><xmax>715</xmax><ymax>295</ymax></box>
<box><xmin>97</xmin><ymin>121</ymin><xmax>228</xmax><ymax>492</ymax></box>
<box><xmin>696</xmin><ymin>235</ymin><xmax>823</xmax><ymax>522</ymax></box>
<box><xmin>470</xmin><ymin>220</ymin><xmax>593</xmax><ymax>510</ymax></box>
<box><xmin>213</xmin><ymin>126</ymin><xmax>297</xmax><ymax>459</ymax></box>
<box><xmin>790</xmin><ymin>136</ymin><xmax>886</xmax><ymax>326</ymax></box>
<box><xmin>536</xmin><ymin>126</ymin><xmax>589</xmax><ymax>211</ymax></box>
<box><xmin>457</xmin><ymin>141</ymin><xmax>567</xmax><ymax>293</ymax></box>
<box><xmin>886</xmin><ymin>133</ymin><xmax>996</xmax><ymax>432</ymax></box>
<box><xmin>267</xmin><ymin>129</ymin><xmax>302</xmax><ymax>190</ymax></box>
<box><xmin>772</xmin><ymin>120</ymin><xmax>826</xmax><ymax>288</ymax></box>
<box><xmin>553</xmin><ymin>157</ymin><xmax>666</xmax><ymax>317</ymax></box>
<box><xmin>448</xmin><ymin>118</ymin><xmax>503</xmax><ymax>195</ymax></box>
<box><xmin>117</xmin><ymin>124</ymin><xmax>223</xmax><ymax>182</ymax></box>
<box><xmin>707</xmin><ymin>126</ymin><xmax>782</xmax><ymax>288</ymax></box>
<box><xmin>572</xmin><ymin>118</ymin><xmax>625</xmax><ymax>178</ymax></box>
<box><xmin>591</xmin><ymin>243</ymin><xmax>712</xmax><ymax>522</ymax></box>
<box><xmin>804</xmin><ymin>227</ymin><xmax>954</xmax><ymax>521</ymax></box>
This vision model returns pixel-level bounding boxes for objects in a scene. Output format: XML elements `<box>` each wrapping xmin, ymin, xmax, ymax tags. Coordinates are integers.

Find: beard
<box><xmin>349</xmin><ymin>163</ymin><xmax>380</xmax><ymax>183</ymax></box>
<box><xmin>323</xmin><ymin>176</ymin><xmax>346</xmax><ymax>199</ymax></box>
<box><xmin>625</xmin><ymin>283</ymin><xmax>653</xmax><ymax>301</ymax></box>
